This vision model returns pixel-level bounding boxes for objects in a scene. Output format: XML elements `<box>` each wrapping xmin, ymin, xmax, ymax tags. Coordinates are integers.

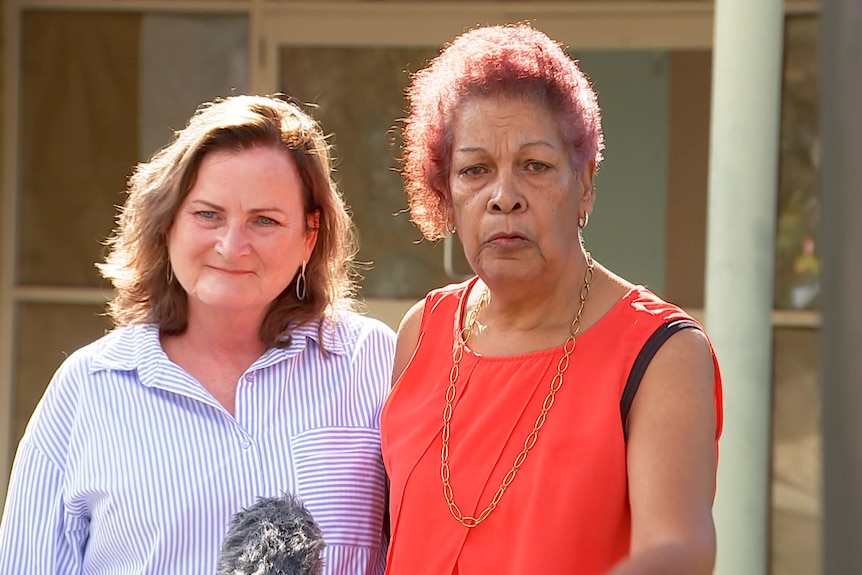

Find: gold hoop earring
<box><xmin>578</xmin><ymin>212</ymin><xmax>590</xmax><ymax>230</ymax></box>
<box><xmin>447</xmin><ymin>223</ymin><xmax>456</xmax><ymax>235</ymax></box>
<box><xmin>296</xmin><ymin>260</ymin><xmax>307</xmax><ymax>301</ymax></box>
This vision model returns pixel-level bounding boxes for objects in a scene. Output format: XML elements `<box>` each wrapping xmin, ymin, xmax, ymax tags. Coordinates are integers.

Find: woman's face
<box><xmin>167</xmin><ymin>145</ymin><xmax>318</xmax><ymax>324</ymax></box>
<box><xmin>448</xmin><ymin>95</ymin><xmax>594</xmax><ymax>287</ymax></box>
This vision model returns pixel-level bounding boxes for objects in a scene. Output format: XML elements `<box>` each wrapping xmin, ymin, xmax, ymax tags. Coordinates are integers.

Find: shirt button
<box><xmin>245</xmin><ymin>373</ymin><xmax>255</xmax><ymax>382</ymax></box>
<box><xmin>241</xmin><ymin>440</ymin><xmax>251</xmax><ymax>449</ymax></box>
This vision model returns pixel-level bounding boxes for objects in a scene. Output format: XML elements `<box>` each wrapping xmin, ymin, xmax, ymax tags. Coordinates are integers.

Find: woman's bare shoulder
<box><xmin>391</xmin><ymin>299</ymin><xmax>427</xmax><ymax>388</ymax></box>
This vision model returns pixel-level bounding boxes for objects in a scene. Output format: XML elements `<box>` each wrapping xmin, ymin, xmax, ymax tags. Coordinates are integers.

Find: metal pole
<box><xmin>819</xmin><ymin>0</ymin><xmax>862</xmax><ymax>571</ymax></box>
<box><xmin>705</xmin><ymin>1</ymin><xmax>784</xmax><ymax>573</ymax></box>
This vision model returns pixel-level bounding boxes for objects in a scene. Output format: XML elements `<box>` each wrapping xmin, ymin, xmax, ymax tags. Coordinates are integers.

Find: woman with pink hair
<box><xmin>381</xmin><ymin>24</ymin><xmax>723</xmax><ymax>575</ymax></box>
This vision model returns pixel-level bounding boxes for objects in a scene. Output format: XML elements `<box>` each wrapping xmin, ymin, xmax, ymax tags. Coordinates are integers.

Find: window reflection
<box><xmin>776</xmin><ymin>16</ymin><xmax>820</xmax><ymax>310</ymax></box>
<box><xmin>279</xmin><ymin>46</ymin><xmax>453</xmax><ymax>299</ymax></box>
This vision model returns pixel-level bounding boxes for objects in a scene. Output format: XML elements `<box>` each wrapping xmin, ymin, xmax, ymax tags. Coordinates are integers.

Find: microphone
<box><xmin>217</xmin><ymin>493</ymin><xmax>326</xmax><ymax>575</ymax></box>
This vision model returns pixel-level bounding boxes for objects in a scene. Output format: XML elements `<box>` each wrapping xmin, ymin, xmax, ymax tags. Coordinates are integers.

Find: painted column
<box><xmin>705</xmin><ymin>1</ymin><xmax>784</xmax><ymax>573</ymax></box>
<box><xmin>819</xmin><ymin>0</ymin><xmax>862</xmax><ymax>572</ymax></box>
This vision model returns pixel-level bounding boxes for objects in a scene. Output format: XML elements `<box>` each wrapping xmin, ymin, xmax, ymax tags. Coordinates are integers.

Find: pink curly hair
<box><xmin>401</xmin><ymin>23</ymin><xmax>605</xmax><ymax>240</ymax></box>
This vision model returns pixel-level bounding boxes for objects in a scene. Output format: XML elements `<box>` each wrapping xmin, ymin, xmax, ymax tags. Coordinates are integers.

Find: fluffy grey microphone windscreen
<box><xmin>217</xmin><ymin>493</ymin><xmax>326</xmax><ymax>575</ymax></box>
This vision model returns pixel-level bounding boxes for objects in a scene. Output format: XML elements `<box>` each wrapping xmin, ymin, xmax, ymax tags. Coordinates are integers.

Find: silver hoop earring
<box><xmin>166</xmin><ymin>262</ymin><xmax>174</xmax><ymax>284</ymax></box>
<box><xmin>296</xmin><ymin>260</ymin><xmax>307</xmax><ymax>301</ymax></box>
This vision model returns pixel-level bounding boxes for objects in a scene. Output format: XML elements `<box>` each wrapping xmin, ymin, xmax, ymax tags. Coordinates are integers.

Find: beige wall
<box><xmin>666</xmin><ymin>50</ymin><xmax>711</xmax><ymax>310</ymax></box>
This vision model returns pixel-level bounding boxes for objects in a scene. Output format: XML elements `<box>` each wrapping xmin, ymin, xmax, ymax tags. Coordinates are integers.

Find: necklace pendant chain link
<box><xmin>441</xmin><ymin>253</ymin><xmax>595</xmax><ymax>527</ymax></box>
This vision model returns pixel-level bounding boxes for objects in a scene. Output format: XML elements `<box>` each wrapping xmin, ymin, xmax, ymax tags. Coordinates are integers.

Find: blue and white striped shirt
<box><xmin>0</xmin><ymin>312</ymin><xmax>395</xmax><ymax>574</ymax></box>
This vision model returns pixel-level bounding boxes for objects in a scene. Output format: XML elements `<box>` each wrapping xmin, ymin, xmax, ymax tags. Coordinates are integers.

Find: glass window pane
<box><xmin>139</xmin><ymin>13</ymin><xmax>249</xmax><ymax>158</ymax></box>
<box><xmin>19</xmin><ymin>11</ymin><xmax>141</xmax><ymax>288</ymax></box>
<box><xmin>775</xmin><ymin>15</ymin><xmax>820</xmax><ymax>310</ymax></box>
<box><xmin>770</xmin><ymin>326</ymin><xmax>821</xmax><ymax>575</ymax></box>
<box><xmin>17</xmin><ymin>11</ymin><xmax>249</xmax><ymax>288</ymax></box>
<box><xmin>279</xmin><ymin>46</ymin><xmax>448</xmax><ymax>300</ymax></box>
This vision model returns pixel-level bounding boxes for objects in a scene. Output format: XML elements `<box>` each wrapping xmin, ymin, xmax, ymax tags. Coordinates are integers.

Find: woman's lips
<box><xmin>486</xmin><ymin>232</ymin><xmax>529</xmax><ymax>247</ymax></box>
<box><xmin>209</xmin><ymin>266</ymin><xmax>253</xmax><ymax>275</ymax></box>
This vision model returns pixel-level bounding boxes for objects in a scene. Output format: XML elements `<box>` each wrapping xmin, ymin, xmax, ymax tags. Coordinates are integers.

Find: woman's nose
<box><xmin>487</xmin><ymin>171</ymin><xmax>525</xmax><ymax>213</ymax></box>
<box><xmin>216</xmin><ymin>222</ymin><xmax>252</xmax><ymax>257</ymax></box>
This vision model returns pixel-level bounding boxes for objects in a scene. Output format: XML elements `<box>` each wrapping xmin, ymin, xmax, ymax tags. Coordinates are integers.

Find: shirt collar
<box><xmin>88</xmin><ymin>316</ymin><xmax>350</xmax><ymax>374</ymax></box>
<box><xmin>280</xmin><ymin>316</ymin><xmax>349</xmax><ymax>357</ymax></box>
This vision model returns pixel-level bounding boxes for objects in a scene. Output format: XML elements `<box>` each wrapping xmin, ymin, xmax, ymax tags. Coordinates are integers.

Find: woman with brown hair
<box><xmin>0</xmin><ymin>95</ymin><xmax>393</xmax><ymax>575</ymax></box>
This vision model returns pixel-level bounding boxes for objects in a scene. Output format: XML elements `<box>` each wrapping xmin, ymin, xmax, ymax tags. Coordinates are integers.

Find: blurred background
<box><xmin>0</xmin><ymin>1</ymin><xmax>822</xmax><ymax>573</ymax></box>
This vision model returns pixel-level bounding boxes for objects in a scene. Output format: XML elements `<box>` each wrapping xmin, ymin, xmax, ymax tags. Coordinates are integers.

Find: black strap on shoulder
<box><xmin>620</xmin><ymin>318</ymin><xmax>702</xmax><ymax>442</ymax></box>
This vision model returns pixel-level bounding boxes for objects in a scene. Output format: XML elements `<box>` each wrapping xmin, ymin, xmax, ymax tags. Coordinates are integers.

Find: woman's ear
<box><xmin>580</xmin><ymin>160</ymin><xmax>597</xmax><ymax>208</ymax></box>
<box><xmin>304</xmin><ymin>210</ymin><xmax>320</xmax><ymax>259</ymax></box>
<box><xmin>442</xmin><ymin>196</ymin><xmax>456</xmax><ymax>234</ymax></box>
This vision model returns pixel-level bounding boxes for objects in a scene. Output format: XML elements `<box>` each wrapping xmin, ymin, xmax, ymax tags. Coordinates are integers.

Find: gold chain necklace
<box><xmin>441</xmin><ymin>252</ymin><xmax>594</xmax><ymax>528</ymax></box>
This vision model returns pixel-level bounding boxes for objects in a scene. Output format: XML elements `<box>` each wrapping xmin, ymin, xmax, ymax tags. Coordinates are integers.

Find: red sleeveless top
<box><xmin>381</xmin><ymin>279</ymin><xmax>723</xmax><ymax>575</ymax></box>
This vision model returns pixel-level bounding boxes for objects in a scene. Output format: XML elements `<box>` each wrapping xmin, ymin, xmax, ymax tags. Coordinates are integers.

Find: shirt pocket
<box><xmin>291</xmin><ymin>426</ymin><xmax>386</xmax><ymax>548</ymax></box>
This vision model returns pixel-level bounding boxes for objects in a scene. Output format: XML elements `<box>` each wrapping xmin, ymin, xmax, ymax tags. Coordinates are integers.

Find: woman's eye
<box><xmin>256</xmin><ymin>216</ymin><xmax>279</xmax><ymax>226</ymax></box>
<box><xmin>525</xmin><ymin>161</ymin><xmax>550</xmax><ymax>172</ymax></box>
<box><xmin>460</xmin><ymin>165</ymin><xmax>488</xmax><ymax>177</ymax></box>
<box><xmin>196</xmin><ymin>210</ymin><xmax>218</xmax><ymax>220</ymax></box>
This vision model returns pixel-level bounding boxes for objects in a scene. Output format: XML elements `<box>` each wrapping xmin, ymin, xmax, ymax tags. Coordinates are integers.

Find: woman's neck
<box><xmin>177</xmin><ymin>307</ymin><xmax>269</xmax><ymax>361</ymax></box>
<box><xmin>478</xmin><ymin>262</ymin><xmax>597</xmax><ymax>333</ymax></box>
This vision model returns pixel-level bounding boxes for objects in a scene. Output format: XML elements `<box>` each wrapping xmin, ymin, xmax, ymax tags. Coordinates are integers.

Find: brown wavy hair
<box><xmin>401</xmin><ymin>23</ymin><xmax>605</xmax><ymax>240</ymax></box>
<box><xmin>97</xmin><ymin>95</ymin><xmax>358</xmax><ymax>348</ymax></box>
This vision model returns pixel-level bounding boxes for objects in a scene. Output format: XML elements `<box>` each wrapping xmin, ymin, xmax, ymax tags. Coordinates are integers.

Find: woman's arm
<box><xmin>608</xmin><ymin>327</ymin><xmax>719</xmax><ymax>575</ymax></box>
<box><xmin>0</xmin><ymin>354</ymin><xmax>89</xmax><ymax>574</ymax></box>
<box><xmin>0</xmin><ymin>440</ymin><xmax>85</xmax><ymax>573</ymax></box>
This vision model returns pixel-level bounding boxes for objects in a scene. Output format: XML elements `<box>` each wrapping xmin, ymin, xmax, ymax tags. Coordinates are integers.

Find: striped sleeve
<box><xmin>0</xmin><ymin>349</ymin><xmax>90</xmax><ymax>574</ymax></box>
<box><xmin>0</xmin><ymin>441</ymin><xmax>87</xmax><ymax>574</ymax></box>
<box><xmin>349</xmin><ymin>318</ymin><xmax>396</xmax><ymax>423</ymax></box>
